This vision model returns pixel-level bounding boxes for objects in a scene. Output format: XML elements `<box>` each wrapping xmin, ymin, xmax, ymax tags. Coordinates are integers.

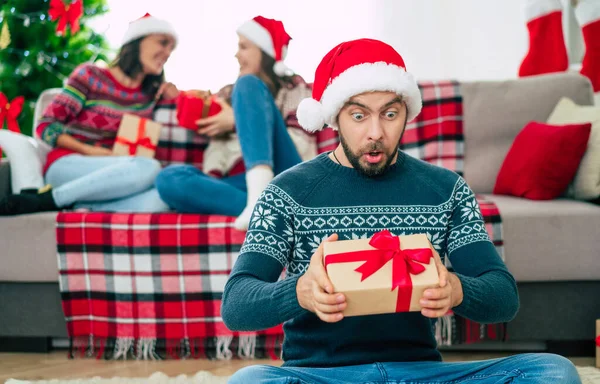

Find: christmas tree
<box><xmin>0</xmin><ymin>0</ymin><xmax>110</xmax><ymax>139</ymax></box>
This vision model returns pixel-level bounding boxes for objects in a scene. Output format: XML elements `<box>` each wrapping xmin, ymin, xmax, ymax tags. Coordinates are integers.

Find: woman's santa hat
<box><xmin>121</xmin><ymin>13</ymin><xmax>178</xmax><ymax>46</ymax></box>
<box><xmin>297</xmin><ymin>38</ymin><xmax>422</xmax><ymax>133</ymax></box>
<box><xmin>236</xmin><ymin>16</ymin><xmax>293</xmax><ymax>76</ymax></box>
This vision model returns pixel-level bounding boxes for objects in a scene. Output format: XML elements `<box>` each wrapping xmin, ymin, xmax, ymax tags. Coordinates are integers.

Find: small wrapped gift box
<box><xmin>176</xmin><ymin>90</ymin><xmax>222</xmax><ymax>130</ymax></box>
<box><xmin>324</xmin><ymin>231</ymin><xmax>440</xmax><ymax>317</ymax></box>
<box><xmin>596</xmin><ymin>319</ymin><xmax>600</xmax><ymax>368</ymax></box>
<box><xmin>112</xmin><ymin>114</ymin><xmax>161</xmax><ymax>158</ymax></box>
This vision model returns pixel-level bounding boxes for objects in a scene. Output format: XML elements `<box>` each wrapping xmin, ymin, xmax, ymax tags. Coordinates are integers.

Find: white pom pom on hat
<box><xmin>297</xmin><ymin>38</ymin><xmax>423</xmax><ymax>133</ymax></box>
<box><xmin>273</xmin><ymin>60</ymin><xmax>293</xmax><ymax>77</ymax></box>
<box><xmin>297</xmin><ymin>98</ymin><xmax>326</xmax><ymax>133</ymax></box>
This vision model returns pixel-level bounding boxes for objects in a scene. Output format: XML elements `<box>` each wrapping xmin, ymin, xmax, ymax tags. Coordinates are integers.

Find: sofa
<box><xmin>1</xmin><ymin>72</ymin><xmax>599</xmax><ymax>356</ymax></box>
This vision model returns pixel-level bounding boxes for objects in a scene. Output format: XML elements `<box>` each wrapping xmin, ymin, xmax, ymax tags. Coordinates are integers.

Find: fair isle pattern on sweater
<box><xmin>241</xmin><ymin>177</ymin><xmax>489</xmax><ymax>276</ymax></box>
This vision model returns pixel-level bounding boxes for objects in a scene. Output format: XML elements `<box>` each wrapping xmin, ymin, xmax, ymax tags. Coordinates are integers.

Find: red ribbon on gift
<box><xmin>324</xmin><ymin>230</ymin><xmax>434</xmax><ymax>312</ymax></box>
<box><xmin>115</xmin><ymin>118</ymin><xmax>157</xmax><ymax>156</ymax></box>
<box><xmin>48</xmin><ymin>0</ymin><xmax>83</xmax><ymax>36</ymax></box>
<box><xmin>596</xmin><ymin>335</ymin><xmax>600</xmax><ymax>347</ymax></box>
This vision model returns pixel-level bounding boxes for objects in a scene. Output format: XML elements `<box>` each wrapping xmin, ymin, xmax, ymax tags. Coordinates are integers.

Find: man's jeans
<box><xmin>228</xmin><ymin>353</ymin><xmax>581</xmax><ymax>384</ymax></box>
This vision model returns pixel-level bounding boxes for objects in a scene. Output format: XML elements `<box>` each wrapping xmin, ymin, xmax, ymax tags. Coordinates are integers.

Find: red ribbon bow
<box><xmin>48</xmin><ymin>0</ymin><xmax>83</xmax><ymax>35</ymax></box>
<box><xmin>0</xmin><ymin>92</ymin><xmax>24</xmax><ymax>133</ymax></box>
<box><xmin>115</xmin><ymin>118</ymin><xmax>157</xmax><ymax>156</ymax></box>
<box><xmin>325</xmin><ymin>230</ymin><xmax>434</xmax><ymax>312</ymax></box>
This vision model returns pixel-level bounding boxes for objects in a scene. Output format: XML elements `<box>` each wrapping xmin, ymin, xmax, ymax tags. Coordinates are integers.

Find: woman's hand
<box><xmin>156</xmin><ymin>82</ymin><xmax>179</xmax><ymax>101</ymax></box>
<box><xmin>83</xmin><ymin>145</ymin><xmax>113</xmax><ymax>156</ymax></box>
<box><xmin>196</xmin><ymin>98</ymin><xmax>235</xmax><ymax>137</ymax></box>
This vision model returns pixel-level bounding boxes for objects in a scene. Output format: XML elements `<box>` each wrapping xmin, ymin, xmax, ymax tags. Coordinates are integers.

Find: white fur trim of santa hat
<box><xmin>297</xmin><ymin>62</ymin><xmax>422</xmax><ymax>133</ymax></box>
<box><xmin>237</xmin><ymin>19</ymin><xmax>278</xmax><ymax>58</ymax></box>
<box><xmin>237</xmin><ymin>17</ymin><xmax>292</xmax><ymax>76</ymax></box>
<box><xmin>121</xmin><ymin>14</ymin><xmax>178</xmax><ymax>46</ymax></box>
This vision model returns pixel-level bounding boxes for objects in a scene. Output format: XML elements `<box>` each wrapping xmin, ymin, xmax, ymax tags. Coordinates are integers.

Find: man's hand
<box><xmin>83</xmin><ymin>144</ymin><xmax>112</xmax><ymax>156</ymax></box>
<box><xmin>420</xmin><ymin>249</ymin><xmax>463</xmax><ymax>318</ymax></box>
<box><xmin>296</xmin><ymin>234</ymin><xmax>346</xmax><ymax>323</ymax></box>
<box><xmin>156</xmin><ymin>82</ymin><xmax>179</xmax><ymax>101</ymax></box>
<box><xmin>196</xmin><ymin>98</ymin><xmax>235</xmax><ymax>137</ymax></box>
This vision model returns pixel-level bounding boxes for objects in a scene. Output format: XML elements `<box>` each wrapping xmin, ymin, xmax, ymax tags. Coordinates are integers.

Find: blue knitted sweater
<box><xmin>222</xmin><ymin>152</ymin><xmax>519</xmax><ymax>367</ymax></box>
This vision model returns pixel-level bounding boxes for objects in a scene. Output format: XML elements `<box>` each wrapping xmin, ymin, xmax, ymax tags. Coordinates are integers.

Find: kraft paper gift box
<box><xmin>324</xmin><ymin>231</ymin><xmax>440</xmax><ymax>317</ymax></box>
<box><xmin>596</xmin><ymin>319</ymin><xmax>599</xmax><ymax>368</ymax></box>
<box><xmin>112</xmin><ymin>114</ymin><xmax>161</xmax><ymax>158</ymax></box>
<box><xmin>176</xmin><ymin>90</ymin><xmax>222</xmax><ymax>130</ymax></box>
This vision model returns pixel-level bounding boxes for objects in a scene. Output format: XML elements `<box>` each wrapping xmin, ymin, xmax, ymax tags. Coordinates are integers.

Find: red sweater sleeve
<box><xmin>36</xmin><ymin>64</ymin><xmax>92</xmax><ymax>147</ymax></box>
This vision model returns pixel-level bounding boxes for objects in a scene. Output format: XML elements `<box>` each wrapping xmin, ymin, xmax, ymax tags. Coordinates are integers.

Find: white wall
<box><xmin>373</xmin><ymin>0</ymin><xmax>529</xmax><ymax>81</ymax></box>
<box><xmin>90</xmin><ymin>0</ymin><xmax>381</xmax><ymax>92</ymax></box>
<box><xmin>89</xmin><ymin>0</ymin><xmax>570</xmax><ymax>91</ymax></box>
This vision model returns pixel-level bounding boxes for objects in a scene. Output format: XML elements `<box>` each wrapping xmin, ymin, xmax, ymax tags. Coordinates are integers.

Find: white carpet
<box><xmin>5</xmin><ymin>367</ymin><xmax>600</xmax><ymax>384</ymax></box>
<box><xmin>4</xmin><ymin>371</ymin><xmax>230</xmax><ymax>384</ymax></box>
<box><xmin>579</xmin><ymin>367</ymin><xmax>600</xmax><ymax>384</ymax></box>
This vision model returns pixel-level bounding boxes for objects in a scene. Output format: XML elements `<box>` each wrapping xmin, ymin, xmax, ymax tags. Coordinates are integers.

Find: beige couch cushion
<box><xmin>462</xmin><ymin>73</ymin><xmax>594</xmax><ymax>194</ymax></box>
<box><xmin>481</xmin><ymin>194</ymin><xmax>600</xmax><ymax>282</ymax></box>
<box><xmin>0</xmin><ymin>212</ymin><xmax>59</xmax><ymax>282</ymax></box>
<box><xmin>547</xmin><ymin>97</ymin><xmax>600</xmax><ymax>200</ymax></box>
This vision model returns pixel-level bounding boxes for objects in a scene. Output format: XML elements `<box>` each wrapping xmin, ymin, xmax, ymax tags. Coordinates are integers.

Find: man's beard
<box><xmin>339</xmin><ymin>134</ymin><xmax>399</xmax><ymax>178</ymax></box>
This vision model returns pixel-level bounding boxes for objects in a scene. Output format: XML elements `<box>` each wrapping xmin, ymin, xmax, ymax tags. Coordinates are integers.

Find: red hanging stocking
<box><xmin>519</xmin><ymin>0</ymin><xmax>569</xmax><ymax>77</ymax></box>
<box><xmin>576</xmin><ymin>0</ymin><xmax>600</xmax><ymax>92</ymax></box>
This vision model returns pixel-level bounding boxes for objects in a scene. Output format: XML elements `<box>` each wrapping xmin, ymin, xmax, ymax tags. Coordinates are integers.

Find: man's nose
<box><xmin>366</xmin><ymin>117</ymin><xmax>384</xmax><ymax>141</ymax></box>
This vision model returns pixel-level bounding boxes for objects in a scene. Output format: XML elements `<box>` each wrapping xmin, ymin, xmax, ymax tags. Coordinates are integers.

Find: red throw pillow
<box><xmin>493</xmin><ymin>121</ymin><xmax>592</xmax><ymax>200</ymax></box>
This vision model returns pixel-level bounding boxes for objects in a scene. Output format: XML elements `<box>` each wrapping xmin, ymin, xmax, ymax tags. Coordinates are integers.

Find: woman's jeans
<box><xmin>45</xmin><ymin>154</ymin><xmax>168</xmax><ymax>212</ymax></box>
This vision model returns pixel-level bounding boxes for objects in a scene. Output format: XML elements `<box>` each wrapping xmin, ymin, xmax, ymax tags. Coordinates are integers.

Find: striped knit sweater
<box><xmin>36</xmin><ymin>63</ymin><xmax>156</xmax><ymax>173</ymax></box>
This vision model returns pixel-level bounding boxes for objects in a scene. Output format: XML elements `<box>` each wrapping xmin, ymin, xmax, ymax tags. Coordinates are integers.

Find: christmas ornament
<box><xmin>15</xmin><ymin>60</ymin><xmax>33</xmax><ymax>77</ymax></box>
<box><xmin>37</xmin><ymin>52</ymin><xmax>46</xmax><ymax>66</ymax></box>
<box><xmin>0</xmin><ymin>22</ymin><xmax>10</xmax><ymax>50</ymax></box>
<box><xmin>0</xmin><ymin>93</ymin><xmax>25</xmax><ymax>133</ymax></box>
<box><xmin>49</xmin><ymin>0</ymin><xmax>83</xmax><ymax>36</ymax></box>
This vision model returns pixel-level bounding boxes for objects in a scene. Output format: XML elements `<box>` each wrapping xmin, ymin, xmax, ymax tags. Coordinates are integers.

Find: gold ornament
<box><xmin>0</xmin><ymin>22</ymin><xmax>10</xmax><ymax>50</ymax></box>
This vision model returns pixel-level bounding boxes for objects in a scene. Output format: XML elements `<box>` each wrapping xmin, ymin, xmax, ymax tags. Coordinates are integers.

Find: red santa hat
<box><xmin>121</xmin><ymin>13</ymin><xmax>178</xmax><ymax>46</ymax></box>
<box><xmin>236</xmin><ymin>16</ymin><xmax>293</xmax><ymax>76</ymax></box>
<box><xmin>297</xmin><ymin>38</ymin><xmax>422</xmax><ymax>133</ymax></box>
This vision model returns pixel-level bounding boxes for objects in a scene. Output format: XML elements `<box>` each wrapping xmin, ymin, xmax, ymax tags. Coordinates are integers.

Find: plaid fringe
<box><xmin>67</xmin><ymin>335</ymin><xmax>283</xmax><ymax>361</ymax></box>
<box><xmin>66</xmin><ymin>320</ymin><xmax>505</xmax><ymax>361</ymax></box>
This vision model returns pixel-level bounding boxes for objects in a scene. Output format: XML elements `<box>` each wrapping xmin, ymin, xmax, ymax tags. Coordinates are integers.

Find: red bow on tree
<box><xmin>0</xmin><ymin>92</ymin><xmax>25</xmax><ymax>133</ymax></box>
<box><xmin>48</xmin><ymin>0</ymin><xmax>83</xmax><ymax>36</ymax></box>
<box><xmin>0</xmin><ymin>92</ymin><xmax>25</xmax><ymax>158</ymax></box>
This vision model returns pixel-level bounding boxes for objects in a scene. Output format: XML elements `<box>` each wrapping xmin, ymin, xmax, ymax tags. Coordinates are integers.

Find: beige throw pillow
<box><xmin>547</xmin><ymin>97</ymin><xmax>600</xmax><ymax>200</ymax></box>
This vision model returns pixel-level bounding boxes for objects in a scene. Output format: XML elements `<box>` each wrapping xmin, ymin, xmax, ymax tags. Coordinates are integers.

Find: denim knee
<box><xmin>524</xmin><ymin>353</ymin><xmax>580</xmax><ymax>383</ymax></box>
<box><xmin>228</xmin><ymin>365</ymin><xmax>290</xmax><ymax>384</ymax></box>
<box><xmin>128</xmin><ymin>157</ymin><xmax>162</xmax><ymax>190</ymax></box>
<box><xmin>542</xmin><ymin>354</ymin><xmax>580</xmax><ymax>383</ymax></box>
<box><xmin>155</xmin><ymin>165</ymin><xmax>194</xmax><ymax>203</ymax></box>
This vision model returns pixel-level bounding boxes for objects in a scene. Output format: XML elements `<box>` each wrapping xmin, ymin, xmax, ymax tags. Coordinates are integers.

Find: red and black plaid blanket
<box><xmin>56</xmin><ymin>80</ymin><xmax>505</xmax><ymax>360</ymax></box>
